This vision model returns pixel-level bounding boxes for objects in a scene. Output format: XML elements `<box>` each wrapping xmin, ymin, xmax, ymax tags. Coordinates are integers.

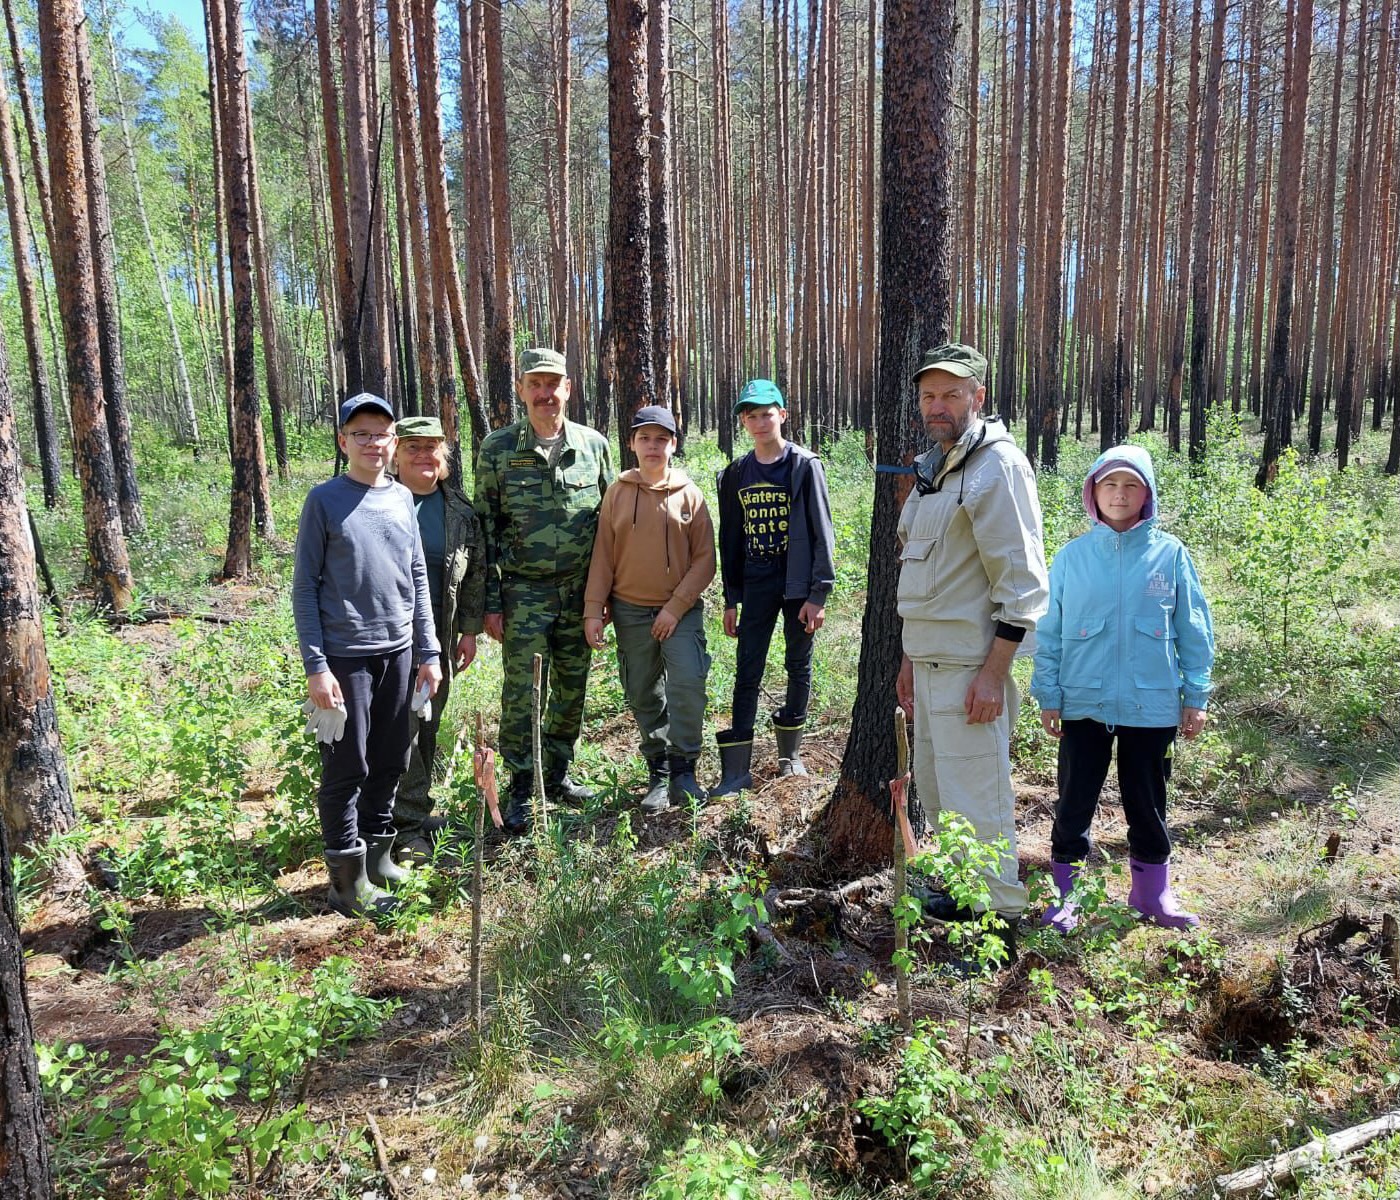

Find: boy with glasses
<box><xmin>292</xmin><ymin>393</ymin><xmax>442</xmax><ymax>917</ymax></box>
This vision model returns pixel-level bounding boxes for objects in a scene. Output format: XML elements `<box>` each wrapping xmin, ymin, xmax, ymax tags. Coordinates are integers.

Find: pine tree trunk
<box><xmin>647</xmin><ymin>0</ymin><xmax>674</xmax><ymax>414</ymax></box>
<box><xmin>0</xmin><ymin>60</ymin><xmax>60</xmax><ymax>507</ymax></box>
<box><xmin>0</xmin><ymin>805</ymin><xmax>52</xmax><ymax>1197</ymax></box>
<box><xmin>607</xmin><ymin>0</ymin><xmax>656</xmax><ymax>439</ymax></box>
<box><xmin>36</xmin><ymin>0</ymin><xmax>133</xmax><ymax>611</ymax></box>
<box><xmin>996</xmin><ymin>0</ymin><xmax>1027</xmax><ymax>420</ymax></box>
<box><xmin>245</xmin><ymin>96</ymin><xmax>290</xmax><ymax>480</ymax></box>
<box><xmin>1097</xmin><ymin>0</ymin><xmax>1131</xmax><ymax>449</ymax></box>
<box><xmin>483</xmin><ymin>0</ymin><xmax>516</xmax><ymax>426</ymax></box>
<box><xmin>1257</xmin><ymin>0</ymin><xmax>1313</xmax><ymax>486</ymax></box>
<box><xmin>1038</xmin><ymin>0</ymin><xmax>1072</xmax><ymax>469</ymax></box>
<box><xmin>819</xmin><ymin>0</ymin><xmax>952</xmax><ymax>867</ymax></box>
<box><xmin>0</xmin><ymin>334</ymin><xmax>76</xmax><ymax>857</ymax></box>
<box><xmin>76</xmin><ymin>14</ymin><xmax>143</xmax><ymax>534</ymax></box>
<box><xmin>217</xmin><ymin>0</ymin><xmax>266</xmax><ymax>578</ymax></box>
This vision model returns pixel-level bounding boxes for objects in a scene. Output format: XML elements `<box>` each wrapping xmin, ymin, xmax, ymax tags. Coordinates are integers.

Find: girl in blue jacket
<box><xmin>1031</xmin><ymin>444</ymin><xmax>1214</xmax><ymax>932</ymax></box>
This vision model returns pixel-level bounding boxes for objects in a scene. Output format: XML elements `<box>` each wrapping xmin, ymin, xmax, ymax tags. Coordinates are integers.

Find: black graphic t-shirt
<box><xmin>736</xmin><ymin>447</ymin><xmax>792</xmax><ymax>561</ymax></box>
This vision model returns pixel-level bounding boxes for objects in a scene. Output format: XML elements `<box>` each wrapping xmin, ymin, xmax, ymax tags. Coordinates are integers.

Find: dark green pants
<box><xmin>612</xmin><ymin>599</ymin><xmax>710</xmax><ymax>759</ymax></box>
<box><xmin>499</xmin><ymin>577</ymin><xmax>591</xmax><ymax>776</ymax></box>
<box><xmin>392</xmin><ymin>669</ymin><xmax>451</xmax><ymax>836</ymax></box>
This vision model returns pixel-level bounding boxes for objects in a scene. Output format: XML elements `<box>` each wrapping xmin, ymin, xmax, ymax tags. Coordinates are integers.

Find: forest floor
<box><xmin>18</xmin><ymin>421</ymin><xmax>1400</xmax><ymax>1199</ymax></box>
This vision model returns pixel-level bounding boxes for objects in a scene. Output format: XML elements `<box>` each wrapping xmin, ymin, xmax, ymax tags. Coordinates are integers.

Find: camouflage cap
<box><xmin>518</xmin><ymin>347</ymin><xmax>568</xmax><ymax>378</ymax></box>
<box><xmin>912</xmin><ymin>343</ymin><xmax>988</xmax><ymax>384</ymax></box>
<box><xmin>395</xmin><ymin>416</ymin><xmax>445</xmax><ymax>439</ymax></box>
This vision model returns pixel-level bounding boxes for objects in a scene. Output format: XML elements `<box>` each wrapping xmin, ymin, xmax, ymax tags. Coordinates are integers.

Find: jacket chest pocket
<box><xmin>896</xmin><ymin>537</ymin><xmax>939</xmax><ymax>603</ymax></box>
<box><xmin>560</xmin><ymin>464</ymin><xmax>600</xmax><ymax>509</ymax></box>
<box><xmin>1132</xmin><ymin>615</ymin><xmax>1178</xmax><ymax>689</ymax></box>
<box><xmin>1061</xmin><ymin>617</ymin><xmax>1107</xmax><ymax>688</ymax></box>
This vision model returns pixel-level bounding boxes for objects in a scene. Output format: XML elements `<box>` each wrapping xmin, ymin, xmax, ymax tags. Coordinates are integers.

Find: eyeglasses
<box><xmin>346</xmin><ymin>431</ymin><xmax>395</xmax><ymax>447</ymax></box>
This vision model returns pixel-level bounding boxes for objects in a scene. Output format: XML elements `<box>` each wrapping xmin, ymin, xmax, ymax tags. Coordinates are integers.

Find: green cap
<box><xmin>518</xmin><ymin>346</ymin><xmax>568</xmax><ymax>378</ymax></box>
<box><xmin>395</xmin><ymin>416</ymin><xmax>445</xmax><ymax>439</ymax></box>
<box><xmin>733</xmin><ymin>378</ymin><xmax>786</xmax><ymax>415</ymax></box>
<box><xmin>912</xmin><ymin>343</ymin><xmax>988</xmax><ymax>383</ymax></box>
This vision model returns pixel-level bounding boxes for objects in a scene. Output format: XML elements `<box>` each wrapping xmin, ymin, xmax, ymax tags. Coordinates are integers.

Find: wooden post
<box><xmin>892</xmin><ymin>707</ymin><xmax>911</xmax><ymax>1033</ymax></box>
<box><xmin>471</xmin><ymin>711</ymin><xmax>485</xmax><ymax>1030</ymax></box>
<box><xmin>531</xmin><ymin>653</ymin><xmax>548</xmax><ymax>830</ymax></box>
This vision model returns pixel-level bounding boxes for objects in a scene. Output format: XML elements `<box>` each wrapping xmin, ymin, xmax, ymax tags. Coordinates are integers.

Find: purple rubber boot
<box><xmin>1128</xmin><ymin>859</ymin><xmax>1200</xmax><ymax>929</ymax></box>
<box><xmin>1040</xmin><ymin>862</ymin><xmax>1080</xmax><ymax>933</ymax></box>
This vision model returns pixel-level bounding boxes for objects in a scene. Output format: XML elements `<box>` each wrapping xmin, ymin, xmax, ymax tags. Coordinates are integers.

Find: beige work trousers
<box><xmin>911</xmin><ymin>661</ymin><xmax>1026</xmax><ymax>916</ymax></box>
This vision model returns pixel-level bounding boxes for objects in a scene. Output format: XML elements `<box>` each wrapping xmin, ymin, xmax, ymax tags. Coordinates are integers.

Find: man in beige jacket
<box><xmin>895</xmin><ymin>343</ymin><xmax>1049</xmax><ymax>942</ymax></box>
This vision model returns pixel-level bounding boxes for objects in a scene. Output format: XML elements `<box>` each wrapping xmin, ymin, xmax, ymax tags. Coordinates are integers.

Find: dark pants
<box><xmin>318</xmin><ymin>647</ymin><xmax>414</xmax><ymax>851</ymax></box>
<box><xmin>730</xmin><ymin>559</ymin><xmax>813</xmax><ymax>737</ymax></box>
<box><xmin>1051</xmin><ymin>719</ymin><xmax>1177</xmax><ymax>865</ymax></box>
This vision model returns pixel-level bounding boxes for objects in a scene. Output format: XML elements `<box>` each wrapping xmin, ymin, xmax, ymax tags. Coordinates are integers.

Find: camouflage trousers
<box><xmin>499</xmin><ymin>576</ymin><xmax>592</xmax><ymax>777</ymax></box>
<box><xmin>392</xmin><ymin>668</ymin><xmax>452</xmax><ymax>836</ymax></box>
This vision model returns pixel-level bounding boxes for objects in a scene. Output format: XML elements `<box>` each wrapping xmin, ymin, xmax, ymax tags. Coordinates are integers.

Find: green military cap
<box><xmin>518</xmin><ymin>346</ymin><xmax>568</xmax><ymax>377</ymax></box>
<box><xmin>912</xmin><ymin>343</ymin><xmax>988</xmax><ymax>383</ymax></box>
<box><xmin>395</xmin><ymin>415</ymin><xmax>445</xmax><ymax>438</ymax></box>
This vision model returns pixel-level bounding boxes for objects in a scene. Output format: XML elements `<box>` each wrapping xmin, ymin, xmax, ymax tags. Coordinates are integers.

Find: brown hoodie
<box><xmin>584</xmin><ymin>467</ymin><xmax>716</xmax><ymax>620</ymax></box>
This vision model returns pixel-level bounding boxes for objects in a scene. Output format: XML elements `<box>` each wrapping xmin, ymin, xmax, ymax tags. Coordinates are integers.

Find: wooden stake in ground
<box><xmin>890</xmin><ymin>707</ymin><xmax>912</xmax><ymax>1033</ymax></box>
<box><xmin>471</xmin><ymin>711</ymin><xmax>488</xmax><ymax>1030</ymax></box>
<box><xmin>531</xmin><ymin>653</ymin><xmax>548</xmax><ymax>830</ymax></box>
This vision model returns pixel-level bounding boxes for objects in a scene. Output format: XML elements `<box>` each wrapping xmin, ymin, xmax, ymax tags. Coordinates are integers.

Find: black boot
<box><xmin>667</xmin><ymin>755</ymin><xmax>708</xmax><ymax>807</ymax></box>
<box><xmin>773</xmin><ymin>717</ymin><xmax>809</xmax><ymax>777</ymax></box>
<box><xmin>640</xmin><ymin>754</ymin><xmax>670</xmax><ymax>814</ymax></box>
<box><xmin>546</xmin><ymin>767</ymin><xmax>596</xmax><ymax>806</ymax></box>
<box><xmin>503</xmin><ymin>774</ymin><xmax>533</xmax><ymax>835</ymax></box>
<box><xmin>709</xmin><ymin>730</ymin><xmax>753</xmax><ymax>798</ymax></box>
<box><xmin>366</xmin><ymin>832</ymin><xmax>410</xmax><ymax>887</ymax></box>
<box><xmin>325</xmin><ymin>841</ymin><xmax>400</xmax><ymax>919</ymax></box>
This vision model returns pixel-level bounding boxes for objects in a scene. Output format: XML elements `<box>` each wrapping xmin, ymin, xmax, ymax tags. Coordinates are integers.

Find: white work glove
<box><xmin>410</xmin><ymin>680</ymin><xmax>432</xmax><ymax>724</ymax></box>
<box><xmin>300</xmin><ymin>698</ymin><xmax>348</xmax><ymax>745</ymax></box>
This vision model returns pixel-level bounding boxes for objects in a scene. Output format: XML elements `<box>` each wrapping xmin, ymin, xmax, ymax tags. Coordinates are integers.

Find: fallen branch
<box><xmin>1214</xmin><ymin>1108</ymin><xmax>1400</xmax><ymax>1194</ymax></box>
<box><xmin>365</xmin><ymin>1112</ymin><xmax>403</xmax><ymax>1200</ymax></box>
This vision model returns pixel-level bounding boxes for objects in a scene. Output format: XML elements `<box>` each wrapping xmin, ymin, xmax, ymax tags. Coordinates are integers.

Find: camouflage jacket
<box><xmin>475</xmin><ymin>419</ymin><xmax>615</xmax><ymax>609</ymax></box>
<box><xmin>439</xmin><ymin>484</ymin><xmax>487</xmax><ymax>658</ymax></box>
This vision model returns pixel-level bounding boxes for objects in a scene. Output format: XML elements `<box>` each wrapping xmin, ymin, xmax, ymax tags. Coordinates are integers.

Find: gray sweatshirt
<box><xmin>292</xmin><ymin>474</ymin><xmax>440</xmax><ymax>675</ymax></box>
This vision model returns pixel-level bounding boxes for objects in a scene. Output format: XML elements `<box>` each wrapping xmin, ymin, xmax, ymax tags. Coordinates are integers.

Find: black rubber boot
<box><xmin>325</xmin><ymin>841</ymin><xmax>400</xmax><ymax>919</ymax></box>
<box><xmin>546</xmin><ymin>768</ymin><xmax>596</xmax><ymax>806</ymax></box>
<box><xmin>667</xmin><ymin>756</ymin><xmax>708</xmax><ymax>807</ymax></box>
<box><xmin>773</xmin><ymin>718</ymin><xmax>809</xmax><ymax>777</ymax></box>
<box><xmin>640</xmin><ymin>754</ymin><xmax>670</xmax><ymax>814</ymax></box>
<box><xmin>366</xmin><ymin>832</ymin><xmax>410</xmax><ymax>886</ymax></box>
<box><xmin>503</xmin><ymin>774</ymin><xmax>533</xmax><ymax>836</ymax></box>
<box><xmin>709</xmin><ymin>730</ymin><xmax>753</xmax><ymax>798</ymax></box>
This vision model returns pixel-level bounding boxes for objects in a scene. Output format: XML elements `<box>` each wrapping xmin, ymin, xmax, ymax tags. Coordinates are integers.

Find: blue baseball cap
<box><xmin>338</xmin><ymin>392</ymin><xmax>395</xmax><ymax>426</ymax></box>
<box><xmin>733</xmin><ymin>379</ymin><xmax>786</xmax><ymax>415</ymax></box>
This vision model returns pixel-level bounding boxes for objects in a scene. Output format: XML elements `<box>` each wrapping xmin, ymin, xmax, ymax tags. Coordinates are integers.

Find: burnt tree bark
<box><xmin>606</xmin><ymin>0</ymin><xmax>656</xmax><ymax>444</ymax></box>
<box><xmin>818</xmin><ymin>0</ymin><xmax>953</xmax><ymax>867</ymax></box>
<box><xmin>36</xmin><ymin>0</ymin><xmax>133</xmax><ymax>611</ymax></box>
<box><xmin>0</xmin><ymin>328</ymin><xmax>76</xmax><ymax>858</ymax></box>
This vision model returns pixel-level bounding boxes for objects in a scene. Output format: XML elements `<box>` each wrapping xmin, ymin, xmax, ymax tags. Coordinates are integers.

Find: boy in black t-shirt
<box><xmin>713</xmin><ymin>380</ymin><xmax>836</xmax><ymax>794</ymax></box>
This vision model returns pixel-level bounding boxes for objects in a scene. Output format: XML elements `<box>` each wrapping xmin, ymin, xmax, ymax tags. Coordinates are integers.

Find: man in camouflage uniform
<box><xmin>476</xmin><ymin>347</ymin><xmax>615</xmax><ymax>833</ymax></box>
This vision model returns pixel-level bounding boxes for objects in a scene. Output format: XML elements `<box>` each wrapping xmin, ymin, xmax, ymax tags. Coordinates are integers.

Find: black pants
<box><xmin>730</xmin><ymin>559</ymin><xmax>813</xmax><ymax>737</ymax></box>
<box><xmin>1051</xmin><ymin>719</ymin><xmax>1177</xmax><ymax>865</ymax></box>
<box><xmin>318</xmin><ymin>647</ymin><xmax>414</xmax><ymax>851</ymax></box>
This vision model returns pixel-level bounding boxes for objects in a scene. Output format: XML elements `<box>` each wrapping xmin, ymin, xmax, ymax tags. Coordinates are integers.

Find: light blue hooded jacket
<box><xmin>1030</xmin><ymin>444</ymin><xmax>1214</xmax><ymax>728</ymax></box>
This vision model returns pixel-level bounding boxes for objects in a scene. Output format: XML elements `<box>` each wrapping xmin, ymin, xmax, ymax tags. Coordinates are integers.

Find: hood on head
<box><xmin>1082</xmin><ymin>443</ymin><xmax>1157</xmax><ymax>524</ymax></box>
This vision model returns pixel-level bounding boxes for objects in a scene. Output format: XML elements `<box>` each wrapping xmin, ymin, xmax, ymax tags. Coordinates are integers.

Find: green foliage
<box><xmin>645</xmin><ymin>1133</ymin><xmax>811</xmax><ymax>1200</ymax></box>
<box><xmin>857</xmin><ymin>1023</ymin><xmax>1011</xmax><ymax>1186</ymax></box>
<box><xmin>40</xmin><ymin>955</ymin><xmax>393</xmax><ymax>1199</ymax></box>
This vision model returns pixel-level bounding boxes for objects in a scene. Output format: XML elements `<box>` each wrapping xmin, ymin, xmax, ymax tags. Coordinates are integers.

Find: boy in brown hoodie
<box><xmin>584</xmin><ymin>405</ymin><xmax>716</xmax><ymax>812</ymax></box>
